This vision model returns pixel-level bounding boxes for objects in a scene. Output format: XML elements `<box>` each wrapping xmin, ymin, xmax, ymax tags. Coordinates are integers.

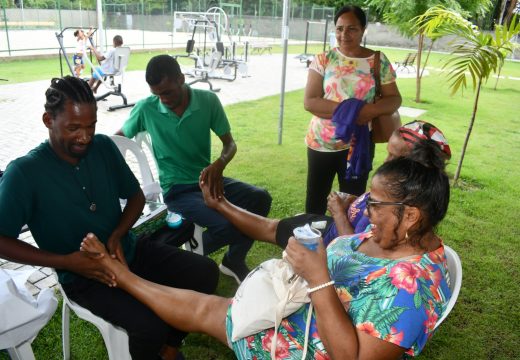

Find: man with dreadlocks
<box><xmin>0</xmin><ymin>76</ymin><xmax>219</xmax><ymax>360</ymax></box>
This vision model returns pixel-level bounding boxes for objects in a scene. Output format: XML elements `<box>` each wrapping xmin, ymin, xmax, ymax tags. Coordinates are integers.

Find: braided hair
<box><xmin>44</xmin><ymin>76</ymin><xmax>96</xmax><ymax>117</ymax></box>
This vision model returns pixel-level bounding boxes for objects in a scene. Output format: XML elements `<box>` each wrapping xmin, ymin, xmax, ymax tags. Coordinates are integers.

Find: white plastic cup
<box><xmin>293</xmin><ymin>224</ymin><xmax>321</xmax><ymax>251</ymax></box>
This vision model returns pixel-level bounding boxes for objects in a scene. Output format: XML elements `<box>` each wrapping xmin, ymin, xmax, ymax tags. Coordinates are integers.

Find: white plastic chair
<box><xmin>95</xmin><ymin>47</ymin><xmax>135</xmax><ymax>111</ymax></box>
<box><xmin>434</xmin><ymin>245</ymin><xmax>462</xmax><ymax>330</ymax></box>
<box><xmin>110</xmin><ymin>135</ymin><xmax>162</xmax><ymax>202</ymax></box>
<box><xmin>133</xmin><ymin>132</ymin><xmax>205</xmax><ymax>255</ymax></box>
<box><xmin>57</xmin><ymin>281</ymin><xmax>131</xmax><ymax>360</ymax></box>
<box><xmin>6</xmin><ymin>340</ymin><xmax>36</xmax><ymax>360</ymax></box>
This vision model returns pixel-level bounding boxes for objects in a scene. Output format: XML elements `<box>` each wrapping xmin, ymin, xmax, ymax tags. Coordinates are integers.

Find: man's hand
<box><xmin>67</xmin><ymin>251</ymin><xmax>117</xmax><ymax>287</ymax></box>
<box><xmin>199</xmin><ymin>159</ymin><xmax>225</xmax><ymax>199</ymax></box>
<box><xmin>106</xmin><ymin>235</ymin><xmax>128</xmax><ymax>268</ymax></box>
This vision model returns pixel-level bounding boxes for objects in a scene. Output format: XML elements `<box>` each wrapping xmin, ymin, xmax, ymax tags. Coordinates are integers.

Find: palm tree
<box><xmin>414</xmin><ymin>6</ymin><xmax>520</xmax><ymax>185</ymax></box>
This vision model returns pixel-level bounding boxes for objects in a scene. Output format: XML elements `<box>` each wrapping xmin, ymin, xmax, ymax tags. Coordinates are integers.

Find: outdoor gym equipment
<box><xmin>295</xmin><ymin>20</ymin><xmax>330</xmax><ymax>67</ymax></box>
<box><xmin>173</xmin><ymin>8</ymin><xmax>249</xmax><ymax>92</ymax></box>
<box><xmin>55</xmin><ymin>27</ymin><xmax>134</xmax><ymax>111</ymax></box>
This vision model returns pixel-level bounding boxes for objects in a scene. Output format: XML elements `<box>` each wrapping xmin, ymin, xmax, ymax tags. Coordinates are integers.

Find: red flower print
<box><xmin>261</xmin><ymin>329</ymin><xmax>290</xmax><ymax>359</ymax></box>
<box><xmin>354</xmin><ymin>73</ymin><xmax>374</xmax><ymax>99</ymax></box>
<box><xmin>314</xmin><ymin>349</ymin><xmax>331</xmax><ymax>360</ymax></box>
<box><xmin>389</xmin><ymin>262</ymin><xmax>424</xmax><ymax>294</ymax></box>
<box><xmin>280</xmin><ymin>319</ymin><xmax>295</xmax><ymax>333</ymax></box>
<box><xmin>423</xmin><ymin>300</ymin><xmax>439</xmax><ymax>333</ymax></box>
<box><xmin>384</xmin><ymin>326</ymin><xmax>404</xmax><ymax>345</ymax></box>
<box><xmin>336</xmin><ymin>288</ymin><xmax>353</xmax><ymax>310</ymax></box>
<box><xmin>366</xmin><ymin>267</ymin><xmax>387</xmax><ymax>284</ymax></box>
<box><xmin>356</xmin><ymin>322</ymin><xmax>381</xmax><ymax>337</ymax></box>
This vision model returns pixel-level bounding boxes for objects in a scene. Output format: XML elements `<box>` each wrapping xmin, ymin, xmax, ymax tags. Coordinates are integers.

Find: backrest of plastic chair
<box><xmin>112</xmin><ymin>47</ymin><xmax>131</xmax><ymax>75</ymax></box>
<box><xmin>110</xmin><ymin>135</ymin><xmax>161</xmax><ymax>202</ymax></box>
<box><xmin>434</xmin><ymin>245</ymin><xmax>462</xmax><ymax>330</ymax></box>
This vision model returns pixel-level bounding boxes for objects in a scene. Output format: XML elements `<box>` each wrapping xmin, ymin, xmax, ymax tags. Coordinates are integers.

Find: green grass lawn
<box><xmin>1</xmin><ymin>48</ymin><xmax>519</xmax><ymax>359</ymax></box>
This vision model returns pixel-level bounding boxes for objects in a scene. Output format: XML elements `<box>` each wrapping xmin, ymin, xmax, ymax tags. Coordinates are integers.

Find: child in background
<box><xmin>73</xmin><ymin>28</ymin><xmax>93</xmax><ymax>77</ymax></box>
<box><xmin>88</xmin><ymin>35</ymin><xmax>124</xmax><ymax>93</ymax></box>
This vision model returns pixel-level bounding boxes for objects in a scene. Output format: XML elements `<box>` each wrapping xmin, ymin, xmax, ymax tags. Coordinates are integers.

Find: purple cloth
<box><xmin>322</xmin><ymin>192</ymin><xmax>370</xmax><ymax>247</ymax></box>
<box><xmin>332</xmin><ymin>99</ymin><xmax>372</xmax><ymax>180</ymax></box>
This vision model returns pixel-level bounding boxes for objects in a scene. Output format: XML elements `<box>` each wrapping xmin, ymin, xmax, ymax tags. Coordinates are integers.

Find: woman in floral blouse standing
<box><xmin>304</xmin><ymin>5</ymin><xmax>402</xmax><ymax>214</ymax></box>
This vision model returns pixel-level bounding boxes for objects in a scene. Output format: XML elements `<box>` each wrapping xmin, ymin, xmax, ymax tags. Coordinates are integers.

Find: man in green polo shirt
<box><xmin>0</xmin><ymin>76</ymin><xmax>219</xmax><ymax>360</ymax></box>
<box><xmin>117</xmin><ymin>55</ymin><xmax>272</xmax><ymax>283</ymax></box>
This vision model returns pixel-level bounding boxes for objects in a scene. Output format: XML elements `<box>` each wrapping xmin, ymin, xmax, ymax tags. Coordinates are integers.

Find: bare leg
<box><xmin>199</xmin><ymin>179</ymin><xmax>279</xmax><ymax>245</ymax></box>
<box><xmin>80</xmin><ymin>233</ymin><xmax>230</xmax><ymax>345</ymax></box>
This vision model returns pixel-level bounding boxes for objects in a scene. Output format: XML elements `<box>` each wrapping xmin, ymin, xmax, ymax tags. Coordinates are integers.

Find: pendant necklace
<box><xmin>72</xmin><ymin>160</ymin><xmax>97</xmax><ymax>212</ymax></box>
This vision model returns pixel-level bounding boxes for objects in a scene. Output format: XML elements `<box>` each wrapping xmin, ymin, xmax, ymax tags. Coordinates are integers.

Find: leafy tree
<box><xmin>414</xmin><ymin>6</ymin><xmax>520</xmax><ymax>184</ymax></box>
<box><xmin>362</xmin><ymin>0</ymin><xmax>491</xmax><ymax>103</ymax></box>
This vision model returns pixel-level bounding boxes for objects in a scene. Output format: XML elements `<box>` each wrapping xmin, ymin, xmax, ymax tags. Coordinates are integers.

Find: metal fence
<box><xmin>0</xmin><ymin>2</ymin><xmax>337</xmax><ymax>56</ymax></box>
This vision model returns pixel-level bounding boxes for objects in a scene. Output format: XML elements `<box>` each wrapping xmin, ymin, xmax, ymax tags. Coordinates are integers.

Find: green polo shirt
<box><xmin>0</xmin><ymin>134</ymin><xmax>140</xmax><ymax>284</ymax></box>
<box><xmin>122</xmin><ymin>86</ymin><xmax>231</xmax><ymax>193</ymax></box>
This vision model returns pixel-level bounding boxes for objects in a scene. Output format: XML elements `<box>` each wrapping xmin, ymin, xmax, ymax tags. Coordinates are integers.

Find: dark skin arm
<box><xmin>303</xmin><ymin>70</ymin><xmax>402</xmax><ymax>126</ymax></box>
<box><xmin>106</xmin><ymin>188</ymin><xmax>145</xmax><ymax>267</ymax></box>
<box><xmin>285</xmin><ymin>238</ymin><xmax>406</xmax><ymax>360</ymax></box>
<box><xmin>199</xmin><ymin>132</ymin><xmax>237</xmax><ymax>199</ymax></box>
<box><xmin>327</xmin><ymin>192</ymin><xmax>357</xmax><ymax>236</ymax></box>
<box><xmin>0</xmin><ymin>235</ymin><xmax>116</xmax><ymax>286</ymax></box>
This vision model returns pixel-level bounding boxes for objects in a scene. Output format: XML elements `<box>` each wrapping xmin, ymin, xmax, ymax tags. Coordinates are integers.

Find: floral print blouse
<box><xmin>227</xmin><ymin>229</ymin><xmax>451</xmax><ymax>359</ymax></box>
<box><xmin>305</xmin><ymin>48</ymin><xmax>397</xmax><ymax>151</ymax></box>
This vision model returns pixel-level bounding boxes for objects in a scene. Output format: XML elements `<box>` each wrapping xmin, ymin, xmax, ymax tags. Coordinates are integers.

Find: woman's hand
<box><xmin>284</xmin><ymin>237</ymin><xmax>330</xmax><ymax>287</ymax></box>
<box><xmin>327</xmin><ymin>191</ymin><xmax>356</xmax><ymax>217</ymax></box>
<box><xmin>199</xmin><ymin>160</ymin><xmax>225</xmax><ymax>199</ymax></box>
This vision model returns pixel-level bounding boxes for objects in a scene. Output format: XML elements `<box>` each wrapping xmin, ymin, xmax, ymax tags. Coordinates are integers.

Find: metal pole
<box><xmin>20</xmin><ymin>0</ymin><xmax>24</xmax><ymax>29</ymax></box>
<box><xmin>2</xmin><ymin>1</ymin><xmax>11</xmax><ymax>56</ymax></box>
<box><xmin>278</xmin><ymin>0</ymin><xmax>290</xmax><ymax>145</ymax></box>
<box><xmin>57</xmin><ymin>0</ymin><xmax>62</xmax><ymax>30</ymax></box>
<box><xmin>323</xmin><ymin>18</ymin><xmax>328</xmax><ymax>52</ymax></box>
<box><xmin>96</xmin><ymin>0</ymin><xmax>104</xmax><ymax>49</ymax></box>
<box><xmin>141</xmin><ymin>0</ymin><xmax>144</xmax><ymax>49</ymax></box>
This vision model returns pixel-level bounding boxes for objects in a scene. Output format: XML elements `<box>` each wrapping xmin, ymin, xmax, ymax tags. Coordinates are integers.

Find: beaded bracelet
<box><xmin>307</xmin><ymin>280</ymin><xmax>335</xmax><ymax>294</ymax></box>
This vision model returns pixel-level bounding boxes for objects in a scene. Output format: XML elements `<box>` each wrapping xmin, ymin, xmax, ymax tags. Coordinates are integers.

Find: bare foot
<box><xmin>80</xmin><ymin>232</ymin><xmax>107</xmax><ymax>255</ymax></box>
<box><xmin>80</xmin><ymin>233</ymin><xmax>125</xmax><ymax>282</ymax></box>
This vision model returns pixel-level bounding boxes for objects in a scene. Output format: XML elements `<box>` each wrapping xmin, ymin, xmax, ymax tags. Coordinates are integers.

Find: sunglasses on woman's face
<box><xmin>366</xmin><ymin>196</ymin><xmax>406</xmax><ymax>216</ymax></box>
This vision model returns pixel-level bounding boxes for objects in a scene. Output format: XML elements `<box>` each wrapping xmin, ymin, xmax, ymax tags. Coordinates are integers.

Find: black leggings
<box><xmin>305</xmin><ymin>144</ymin><xmax>375</xmax><ymax>215</ymax></box>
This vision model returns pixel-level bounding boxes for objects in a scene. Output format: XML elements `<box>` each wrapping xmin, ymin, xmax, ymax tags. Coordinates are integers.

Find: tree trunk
<box><xmin>420</xmin><ymin>40</ymin><xmax>435</xmax><ymax>79</ymax></box>
<box><xmin>505</xmin><ymin>0</ymin><xmax>518</xmax><ymax>24</ymax></box>
<box><xmin>494</xmin><ymin>63</ymin><xmax>503</xmax><ymax>90</ymax></box>
<box><xmin>454</xmin><ymin>78</ymin><xmax>482</xmax><ymax>185</ymax></box>
<box><xmin>415</xmin><ymin>33</ymin><xmax>424</xmax><ymax>103</ymax></box>
<box><xmin>498</xmin><ymin>0</ymin><xmax>507</xmax><ymax>25</ymax></box>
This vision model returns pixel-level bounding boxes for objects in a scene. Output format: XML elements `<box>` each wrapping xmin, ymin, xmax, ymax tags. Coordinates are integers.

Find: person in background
<box><xmin>88</xmin><ymin>35</ymin><xmax>124</xmax><ymax>94</ymax></box>
<box><xmin>73</xmin><ymin>28</ymin><xmax>93</xmax><ymax>78</ymax></box>
<box><xmin>304</xmin><ymin>5</ymin><xmax>402</xmax><ymax>214</ymax></box>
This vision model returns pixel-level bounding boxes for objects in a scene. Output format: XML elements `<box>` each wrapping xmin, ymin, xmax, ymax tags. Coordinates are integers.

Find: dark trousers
<box><xmin>165</xmin><ymin>177</ymin><xmax>272</xmax><ymax>265</ymax></box>
<box><xmin>63</xmin><ymin>237</ymin><xmax>219</xmax><ymax>360</ymax></box>
<box><xmin>305</xmin><ymin>144</ymin><xmax>375</xmax><ymax>215</ymax></box>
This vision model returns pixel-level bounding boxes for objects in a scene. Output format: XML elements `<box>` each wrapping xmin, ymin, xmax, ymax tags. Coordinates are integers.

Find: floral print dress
<box><xmin>305</xmin><ymin>48</ymin><xmax>396</xmax><ymax>151</ymax></box>
<box><xmin>226</xmin><ymin>229</ymin><xmax>451</xmax><ymax>359</ymax></box>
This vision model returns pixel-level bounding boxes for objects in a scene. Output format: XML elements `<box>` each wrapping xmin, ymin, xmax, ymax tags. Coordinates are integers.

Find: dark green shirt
<box><xmin>0</xmin><ymin>134</ymin><xmax>140</xmax><ymax>283</ymax></box>
<box><xmin>122</xmin><ymin>86</ymin><xmax>231</xmax><ymax>192</ymax></box>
